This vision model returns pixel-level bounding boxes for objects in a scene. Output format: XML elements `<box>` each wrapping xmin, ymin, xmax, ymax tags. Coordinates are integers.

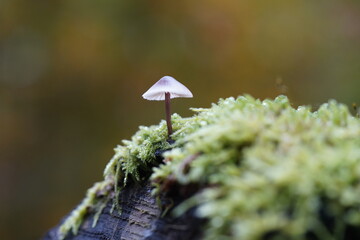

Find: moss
<box><xmin>58</xmin><ymin>120</ymin><xmax>173</xmax><ymax>239</ymax></box>
<box><xmin>59</xmin><ymin>95</ymin><xmax>360</xmax><ymax>240</ymax></box>
<box><xmin>58</xmin><ymin>179</ymin><xmax>114</xmax><ymax>239</ymax></box>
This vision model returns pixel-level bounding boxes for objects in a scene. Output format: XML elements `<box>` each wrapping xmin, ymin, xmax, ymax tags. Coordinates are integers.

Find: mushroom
<box><xmin>142</xmin><ymin>76</ymin><xmax>193</xmax><ymax>138</ymax></box>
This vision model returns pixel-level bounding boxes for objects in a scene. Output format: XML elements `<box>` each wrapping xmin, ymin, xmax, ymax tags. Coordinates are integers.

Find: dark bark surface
<box><xmin>43</xmin><ymin>182</ymin><xmax>204</xmax><ymax>240</ymax></box>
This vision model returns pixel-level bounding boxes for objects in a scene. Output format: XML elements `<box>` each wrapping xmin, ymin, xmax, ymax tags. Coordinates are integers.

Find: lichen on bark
<box><xmin>59</xmin><ymin>95</ymin><xmax>360</xmax><ymax>240</ymax></box>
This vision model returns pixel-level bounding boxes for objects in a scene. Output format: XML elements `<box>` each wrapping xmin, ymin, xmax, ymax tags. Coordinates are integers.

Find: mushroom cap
<box><xmin>142</xmin><ymin>76</ymin><xmax>193</xmax><ymax>101</ymax></box>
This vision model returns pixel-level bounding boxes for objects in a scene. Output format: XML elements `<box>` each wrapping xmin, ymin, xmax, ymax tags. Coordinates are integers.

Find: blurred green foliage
<box><xmin>0</xmin><ymin>0</ymin><xmax>359</xmax><ymax>239</ymax></box>
<box><xmin>153</xmin><ymin>96</ymin><xmax>360</xmax><ymax>240</ymax></box>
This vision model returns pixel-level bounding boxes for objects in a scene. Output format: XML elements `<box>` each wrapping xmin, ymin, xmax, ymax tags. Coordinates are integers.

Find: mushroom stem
<box><xmin>165</xmin><ymin>92</ymin><xmax>173</xmax><ymax>136</ymax></box>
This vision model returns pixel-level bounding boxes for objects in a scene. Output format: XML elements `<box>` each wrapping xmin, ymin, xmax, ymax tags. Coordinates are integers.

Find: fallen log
<box><xmin>43</xmin><ymin>95</ymin><xmax>360</xmax><ymax>240</ymax></box>
<box><xmin>43</xmin><ymin>182</ymin><xmax>203</xmax><ymax>240</ymax></box>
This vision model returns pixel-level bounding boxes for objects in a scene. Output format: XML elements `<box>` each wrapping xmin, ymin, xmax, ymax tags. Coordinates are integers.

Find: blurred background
<box><xmin>0</xmin><ymin>0</ymin><xmax>359</xmax><ymax>239</ymax></box>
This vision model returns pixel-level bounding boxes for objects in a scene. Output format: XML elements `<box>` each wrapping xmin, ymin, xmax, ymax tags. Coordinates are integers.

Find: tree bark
<box><xmin>43</xmin><ymin>182</ymin><xmax>204</xmax><ymax>240</ymax></box>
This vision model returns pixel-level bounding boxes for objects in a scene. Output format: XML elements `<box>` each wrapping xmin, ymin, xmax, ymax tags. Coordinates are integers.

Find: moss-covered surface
<box><xmin>59</xmin><ymin>95</ymin><xmax>360</xmax><ymax>240</ymax></box>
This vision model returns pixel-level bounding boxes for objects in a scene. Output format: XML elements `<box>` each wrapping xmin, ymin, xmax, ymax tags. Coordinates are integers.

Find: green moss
<box><xmin>58</xmin><ymin>120</ymin><xmax>172</xmax><ymax>239</ymax></box>
<box><xmin>59</xmin><ymin>95</ymin><xmax>360</xmax><ymax>240</ymax></box>
<box><xmin>58</xmin><ymin>179</ymin><xmax>113</xmax><ymax>239</ymax></box>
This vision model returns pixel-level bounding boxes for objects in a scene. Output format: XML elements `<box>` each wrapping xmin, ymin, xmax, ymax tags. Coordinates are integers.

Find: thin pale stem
<box><xmin>165</xmin><ymin>92</ymin><xmax>173</xmax><ymax>137</ymax></box>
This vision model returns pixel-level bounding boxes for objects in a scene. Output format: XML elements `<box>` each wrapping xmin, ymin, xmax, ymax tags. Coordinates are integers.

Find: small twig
<box><xmin>180</xmin><ymin>153</ymin><xmax>201</xmax><ymax>174</ymax></box>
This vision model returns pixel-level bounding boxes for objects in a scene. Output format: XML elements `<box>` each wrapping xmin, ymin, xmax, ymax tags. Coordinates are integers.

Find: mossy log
<box><xmin>43</xmin><ymin>95</ymin><xmax>360</xmax><ymax>240</ymax></box>
<box><xmin>43</xmin><ymin>182</ymin><xmax>203</xmax><ymax>240</ymax></box>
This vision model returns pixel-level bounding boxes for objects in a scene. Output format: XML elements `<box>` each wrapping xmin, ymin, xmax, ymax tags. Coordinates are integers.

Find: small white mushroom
<box><xmin>142</xmin><ymin>76</ymin><xmax>193</xmax><ymax>137</ymax></box>
<box><xmin>142</xmin><ymin>76</ymin><xmax>193</xmax><ymax>101</ymax></box>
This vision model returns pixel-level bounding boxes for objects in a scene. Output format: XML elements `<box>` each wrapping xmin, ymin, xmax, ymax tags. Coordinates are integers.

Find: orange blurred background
<box><xmin>1</xmin><ymin>1</ymin><xmax>359</xmax><ymax>239</ymax></box>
